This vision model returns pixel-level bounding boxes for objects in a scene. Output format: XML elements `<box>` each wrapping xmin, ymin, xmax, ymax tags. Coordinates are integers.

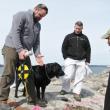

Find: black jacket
<box><xmin>62</xmin><ymin>32</ymin><xmax>91</xmax><ymax>63</ymax></box>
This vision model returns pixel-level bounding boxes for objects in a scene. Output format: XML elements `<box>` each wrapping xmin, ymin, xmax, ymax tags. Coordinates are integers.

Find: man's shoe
<box><xmin>60</xmin><ymin>90</ymin><xmax>68</xmax><ymax>95</ymax></box>
<box><xmin>0</xmin><ymin>100</ymin><xmax>7</xmax><ymax>104</ymax></box>
<box><xmin>0</xmin><ymin>99</ymin><xmax>19</xmax><ymax>107</ymax></box>
<box><xmin>73</xmin><ymin>93</ymin><xmax>81</xmax><ymax>102</ymax></box>
<box><xmin>7</xmin><ymin>99</ymin><xmax>19</xmax><ymax>107</ymax></box>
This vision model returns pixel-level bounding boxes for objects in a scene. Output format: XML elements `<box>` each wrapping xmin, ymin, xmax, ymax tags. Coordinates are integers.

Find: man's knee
<box><xmin>0</xmin><ymin>75</ymin><xmax>14</xmax><ymax>87</ymax></box>
<box><xmin>63</xmin><ymin>75</ymin><xmax>71</xmax><ymax>81</ymax></box>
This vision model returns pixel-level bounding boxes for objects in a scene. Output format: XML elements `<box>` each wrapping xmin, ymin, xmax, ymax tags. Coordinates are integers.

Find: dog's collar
<box><xmin>44</xmin><ymin>65</ymin><xmax>51</xmax><ymax>81</ymax></box>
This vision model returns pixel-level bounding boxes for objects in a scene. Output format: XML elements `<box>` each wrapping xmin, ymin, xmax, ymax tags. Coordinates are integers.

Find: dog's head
<box><xmin>46</xmin><ymin>62</ymin><xmax>65</xmax><ymax>78</ymax></box>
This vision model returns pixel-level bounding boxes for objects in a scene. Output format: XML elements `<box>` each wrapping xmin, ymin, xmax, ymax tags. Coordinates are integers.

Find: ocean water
<box><xmin>0</xmin><ymin>65</ymin><xmax>108</xmax><ymax>76</ymax></box>
<box><xmin>89</xmin><ymin>65</ymin><xmax>108</xmax><ymax>74</ymax></box>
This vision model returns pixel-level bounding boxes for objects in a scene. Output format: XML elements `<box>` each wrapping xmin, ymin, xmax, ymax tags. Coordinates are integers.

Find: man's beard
<box><xmin>33</xmin><ymin>13</ymin><xmax>41</xmax><ymax>21</ymax></box>
<box><xmin>35</xmin><ymin>17</ymin><xmax>41</xmax><ymax>21</ymax></box>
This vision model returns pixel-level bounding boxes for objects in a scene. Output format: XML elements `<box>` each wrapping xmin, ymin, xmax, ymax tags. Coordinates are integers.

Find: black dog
<box><xmin>32</xmin><ymin>63</ymin><xmax>65</xmax><ymax>103</ymax></box>
<box><xmin>15</xmin><ymin>62</ymin><xmax>64</xmax><ymax>106</ymax></box>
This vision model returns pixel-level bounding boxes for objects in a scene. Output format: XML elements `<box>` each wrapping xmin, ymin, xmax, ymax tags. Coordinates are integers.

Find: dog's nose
<box><xmin>59</xmin><ymin>71</ymin><xmax>65</xmax><ymax>76</ymax></box>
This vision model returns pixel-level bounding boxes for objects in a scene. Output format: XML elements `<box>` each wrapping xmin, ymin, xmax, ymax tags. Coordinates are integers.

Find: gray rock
<box><xmin>102</xmin><ymin>82</ymin><xmax>107</xmax><ymax>87</ymax></box>
<box><xmin>8</xmin><ymin>72</ymin><xmax>108</xmax><ymax>110</ymax></box>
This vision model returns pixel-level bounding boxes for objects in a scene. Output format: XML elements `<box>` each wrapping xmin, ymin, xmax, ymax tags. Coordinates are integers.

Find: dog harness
<box><xmin>17</xmin><ymin>64</ymin><xmax>30</xmax><ymax>80</ymax></box>
<box><xmin>16</xmin><ymin>59</ymin><xmax>32</xmax><ymax>80</ymax></box>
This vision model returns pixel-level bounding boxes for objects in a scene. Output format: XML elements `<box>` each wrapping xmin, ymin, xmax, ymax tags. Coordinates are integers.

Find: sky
<box><xmin>0</xmin><ymin>0</ymin><xmax>110</xmax><ymax>65</ymax></box>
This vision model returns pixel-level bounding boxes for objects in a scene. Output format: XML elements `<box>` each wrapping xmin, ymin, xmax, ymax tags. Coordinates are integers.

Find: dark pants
<box><xmin>104</xmin><ymin>72</ymin><xmax>110</xmax><ymax>110</ymax></box>
<box><xmin>0</xmin><ymin>46</ymin><xmax>36</xmax><ymax>102</ymax></box>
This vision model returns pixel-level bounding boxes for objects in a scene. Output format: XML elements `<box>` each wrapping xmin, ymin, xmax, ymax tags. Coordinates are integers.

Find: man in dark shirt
<box><xmin>60</xmin><ymin>21</ymin><xmax>91</xmax><ymax>101</ymax></box>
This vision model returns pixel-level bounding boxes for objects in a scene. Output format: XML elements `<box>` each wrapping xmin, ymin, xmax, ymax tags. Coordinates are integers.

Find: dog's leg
<box><xmin>41</xmin><ymin>86</ymin><xmax>47</xmax><ymax>103</ymax></box>
<box><xmin>15</xmin><ymin>79</ymin><xmax>21</xmax><ymax>98</ymax></box>
<box><xmin>36</xmin><ymin>86</ymin><xmax>40</xmax><ymax>100</ymax></box>
<box><xmin>22</xmin><ymin>86</ymin><xmax>26</xmax><ymax>96</ymax></box>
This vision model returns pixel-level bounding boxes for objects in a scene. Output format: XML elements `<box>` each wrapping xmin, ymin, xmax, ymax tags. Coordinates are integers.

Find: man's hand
<box><xmin>18</xmin><ymin>49</ymin><xmax>27</xmax><ymax>60</ymax></box>
<box><xmin>36</xmin><ymin>54</ymin><xmax>44</xmax><ymax>66</ymax></box>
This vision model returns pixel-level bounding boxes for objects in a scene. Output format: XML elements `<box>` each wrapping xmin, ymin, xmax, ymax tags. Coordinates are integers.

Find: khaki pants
<box><xmin>0</xmin><ymin>46</ymin><xmax>36</xmax><ymax>102</ymax></box>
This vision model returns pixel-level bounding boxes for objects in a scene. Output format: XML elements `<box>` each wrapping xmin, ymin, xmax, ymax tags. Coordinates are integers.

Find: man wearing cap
<box><xmin>102</xmin><ymin>29</ymin><xmax>110</xmax><ymax>110</ymax></box>
<box><xmin>60</xmin><ymin>21</ymin><xmax>91</xmax><ymax>101</ymax></box>
<box><xmin>0</xmin><ymin>4</ymin><xmax>48</xmax><ymax>106</ymax></box>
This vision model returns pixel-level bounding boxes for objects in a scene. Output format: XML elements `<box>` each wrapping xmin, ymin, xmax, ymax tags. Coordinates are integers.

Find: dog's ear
<box><xmin>53</xmin><ymin>63</ymin><xmax>61</xmax><ymax>72</ymax></box>
<box><xmin>53</xmin><ymin>63</ymin><xmax>65</xmax><ymax>78</ymax></box>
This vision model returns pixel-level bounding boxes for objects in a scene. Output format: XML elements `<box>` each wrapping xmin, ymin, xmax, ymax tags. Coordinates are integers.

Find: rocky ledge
<box><xmin>1</xmin><ymin>70</ymin><xmax>109</xmax><ymax>110</ymax></box>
